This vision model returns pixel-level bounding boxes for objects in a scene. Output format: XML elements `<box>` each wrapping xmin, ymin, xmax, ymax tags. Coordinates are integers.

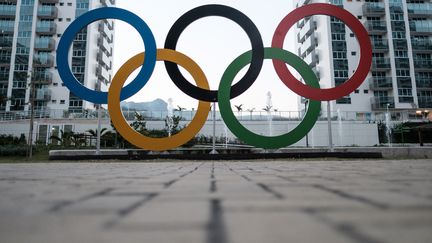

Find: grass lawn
<box><xmin>0</xmin><ymin>150</ymin><xmax>49</xmax><ymax>163</ymax></box>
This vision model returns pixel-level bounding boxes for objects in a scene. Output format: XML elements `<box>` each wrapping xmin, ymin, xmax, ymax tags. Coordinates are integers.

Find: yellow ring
<box><xmin>108</xmin><ymin>49</ymin><xmax>211</xmax><ymax>151</ymax></box>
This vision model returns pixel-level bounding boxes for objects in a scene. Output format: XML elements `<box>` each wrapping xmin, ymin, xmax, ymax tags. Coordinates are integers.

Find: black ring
<box><xmin>164</xmin><ymin>4</ymin><xmax>264</xmax><ymax>102</ymax></box>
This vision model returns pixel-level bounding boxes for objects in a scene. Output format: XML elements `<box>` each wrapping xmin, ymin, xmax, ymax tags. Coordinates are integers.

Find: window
<box><xmin>60</xmin><ymin>100</ymin><xmax>65</xmax><ymax>104</ymax></box>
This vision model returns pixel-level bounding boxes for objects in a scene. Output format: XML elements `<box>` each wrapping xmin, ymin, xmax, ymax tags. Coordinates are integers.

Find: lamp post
<box><xmin>304</xmin><ymin>100</ymin><xmax>309</xmax><ymax>148</ymax></box>
<box><xmin>210</xmin><ymin>102</ymin><xmax>218</xmax><ymax>154</ymax></box>
<box><xmin>28</xmin><ymin>70</ymin><xmax>35</xmax><ymax>159</ymax></box>
<box><xmin>386</xmin><ymin>103</ymin><xmax>392</xmax><ymax>147</ymax></box>
<box><xmin>96</xmin><ymin>80</ymin><xmax>102</xmax><ymax>156</ymax></box>
<box><xmin>327</xmin><ymin>101</ymin><xmax>334</xmax><ymax>152</ymax></box>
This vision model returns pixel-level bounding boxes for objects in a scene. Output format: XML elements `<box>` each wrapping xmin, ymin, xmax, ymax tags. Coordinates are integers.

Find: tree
<box><xmin>175</xmin><ymin>105</ymin><xmax>186</xmax><ymax>112</ymax></box>
<box><xmin>393</xmin><ymin>124</ymin><xmax>411</xmax><ymax>144</ymax></box>
<box><xmin>247</xmin><ymin>108</ymin><xmax>255</xmax><ymax>120</ymax></box>
<box><xmin>263</xmin><ymin>105</ymin><xmax>273</xmax><ymax>112</ymax></box>
<box><xmin>130</xmin><ymin>112</ymin><xmax>148</xmax><ymax>135</ymax></box>
<box><xmin>234</xmin><ymin>104</ymin><xmax>244</xmax><ymax>112</ymax></box>
<box><xmin>86</xmin><ymin>128</ymin><xmax>114</xmax><ymax>147</ymax></box>
<box><xmin>0</xmin><ymin>93</ymin><xmax>9</xmax><ymax>104</ymax></box>
<box><xmin>234</xmin><ymin>104</ymin><xmax>243</xmax><ymax>118</ymax></box>
<box><xmin>164</xmin><ymin>115</ymin><xmax>182</xmax><ymax>135</ymax></box>
<box><xmin>86</xmin><ymin>128</ymin><xmax>110</xmax><ymax>138</ymax></box>
<box><xmin>50</xmin><ymin>130</ymin><xmax>79</xmax><ymax>147</ymax></box>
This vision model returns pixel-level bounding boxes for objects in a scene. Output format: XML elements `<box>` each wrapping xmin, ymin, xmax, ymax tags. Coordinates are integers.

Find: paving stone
<box><xmin>0</xmin><ymin>159</ymin><xmax>431</xmax><ymax>243</ymax></box>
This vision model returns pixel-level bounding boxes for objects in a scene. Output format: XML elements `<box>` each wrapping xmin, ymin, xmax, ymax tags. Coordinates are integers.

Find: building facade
<box><xmin>295</xmin><ymin>0</ymin><xmax>432</xmax><ymax>117</ymax></box>
<box><xmin>0</xmin><ymin>0</ymin><xmax>115</xmax><ymax>116</ymax></box>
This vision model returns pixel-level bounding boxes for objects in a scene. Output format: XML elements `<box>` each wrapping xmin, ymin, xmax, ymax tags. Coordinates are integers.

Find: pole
<box><xmin>96</xmin><ymin>80</ymin><xmax>102</xmax><ymax>155</ymax></box>
<box><xmin>210</xmin><ymin>102</ymin><xmax>218</xmax><ymax>154</ymax></box>
<box><xmin>28</xmin><ymin>74</ymin><xmax>35</xmax><ymax>159</ymax></box>
<box><xmin>305</xmin><ymin>101</ymin><xmax>309</xmax><ymax>148</ymax></box>
<box><xmin>327</xmin><ymin>101</ymin><xmax>334</xmax><ymax>152</ymax></box>
<box><xmin>96</xmin><ymin>104</ymin><xmax>102</xmax><ymax>155</ymax></box>
<box><xmin>386</xmin><ymin>104</ymin><xmax>392</xmax><ymax>148</ymax></box>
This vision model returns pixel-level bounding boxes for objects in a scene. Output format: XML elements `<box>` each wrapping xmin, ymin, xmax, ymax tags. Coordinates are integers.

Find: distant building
<box><xmin>0</xmin><ymin>0</ymin><xmax>115</xmax><ymax>115</ymax></box>
<box><xmin>295</xmin><ymin>0</ymin><xmax>431</xmax><ymax>117</ymax></box>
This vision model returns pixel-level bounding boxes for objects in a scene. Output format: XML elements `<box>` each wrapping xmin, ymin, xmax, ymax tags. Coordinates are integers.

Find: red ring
<box><xmin>272</xmin><ymin>3</ymin><xmax>372</xmax><ymax>101</ymax></box>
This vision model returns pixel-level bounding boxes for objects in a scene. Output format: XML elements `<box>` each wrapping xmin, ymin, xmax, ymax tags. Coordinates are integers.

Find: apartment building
<box><xmin>0</xmin><ymin>0</ymin><xmax>115</xmax><ymax>115</ymax></box>
<box><xmin>295</xmin><ymin>0</ymin><xmax>431</xmax><ymax>117</ymax></box>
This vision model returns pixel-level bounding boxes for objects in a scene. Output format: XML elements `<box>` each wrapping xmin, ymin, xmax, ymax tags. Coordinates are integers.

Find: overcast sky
<box><xmin>113</xmin><ymin>0</ymin><xmax>298</xmax><ymax>111</ymax></box>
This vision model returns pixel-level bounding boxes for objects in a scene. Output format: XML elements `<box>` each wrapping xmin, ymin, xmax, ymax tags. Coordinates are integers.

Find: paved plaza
<box><xmin>0</xmin><ymin>159</ymin><xmax>431</xmax><ymax>243</ymax></box>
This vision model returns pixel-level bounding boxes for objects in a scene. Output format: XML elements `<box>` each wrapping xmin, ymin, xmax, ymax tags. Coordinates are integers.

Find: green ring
<box><xmin>218</xmin><ymin>48</ymin><xmax>321</xmax><ymax>149</ymax></box>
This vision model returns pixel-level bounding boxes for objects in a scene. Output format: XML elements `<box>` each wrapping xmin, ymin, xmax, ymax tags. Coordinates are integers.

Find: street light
<box><xmin>304</xmin><ymin>100</ymin><xmax>309</xmax><ymax>148</ymax></box>
<box><xmin>386</xmin><ymin>103</ymin><xmax>392</xmax><ymax>147</ymax></box>
<box><xmin>28</xmin><ymin>70</ymin><xmax>35</xmax><ymax>159</ymax></box>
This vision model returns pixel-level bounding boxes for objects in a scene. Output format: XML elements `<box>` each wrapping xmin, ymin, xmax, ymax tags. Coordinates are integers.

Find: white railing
<box><xmin>0</xmin><ymin>109</ymin><xmax>430</xmax><ymax>123</ymax></box>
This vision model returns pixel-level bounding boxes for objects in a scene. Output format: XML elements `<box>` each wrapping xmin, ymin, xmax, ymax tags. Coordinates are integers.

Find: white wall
<box><xmin>0</xmin><ymin>119</ymin><xmax>379</xmax><ymax>147</ymax></box>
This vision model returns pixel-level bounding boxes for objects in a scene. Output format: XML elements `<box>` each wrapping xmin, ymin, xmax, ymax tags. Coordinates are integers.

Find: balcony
<box><xmin>37</xmin><ymin>5</ymin><xmax>58</xmax><ymax>19</ymax></box>
<box><xmin>414</xmin><ymin>59</ymin><xmax>432</xmax><ymax>70</ymax></box>
<box><xmin>96</xmin><ymin>66</ymin><xmax>110</xmax><ymax>83</ymax></box>
<box><xmin>0</xmin><ymin>36</ymin><xmax>12</xmax><ymax>49</ymax></box>
<box><xmin>0</xmin><ymin>72</ymin><xmax>9</xmax><ymax>81</ymax></box>
<box><xmin>371</xmin><ymin>96</ymin><xmax>395</xmax><ymax>110</ymax></box>
<box><xmin>389</xmin><ymin>4</ymin><xmax>404</xmax><ymax>13</ymax></box>
<box><xmin>332</xmin><ymin>41</ymin><xmax>347</xmax><ymax>51</ymax></box>
<box><xmin>366</xmin><ymin>21</ymin><xmax>387</xmax><ymax>33</ymax></box>
<box><xmin>298</xmin><ymin>20</ymin><xmax>316</xmax><ymax>43</ymax></box>
<box><xmin>300</xmin><ymin>33</ymin><xmax>316</xmax><ymax>57</ymax></box>
<box><xmin>39</xmin><ymin>0</ymin><xmax>59</xmax><ymax>3</ymax></box>
<box><xmin>371</xmin><ymin>39</ymin><xmax>389</xmax><ymax>51</ymax></box>
<box><xmin>297</xmin><ymin>0</ymin><xmax>311</xmax><ymax>7</ymax></box>
<box><xmin>372</xmin><ymin>57</ymin><xmax>391</xmax><ymax>70</ymax></box>
<box><xmin>363</xmin><ymin>2</ymin><xmax>385</xmax><ymax>17</ymax></box>
<box><xmin>397</xmin><ymin>77</ymin><xmax>413</xmax><ymax>88</ymax></box>
<box><xmin>98</xmin><ymin>22</ymin><xmax>113</xmax><ymax>41</ymax></box>
<box><xmin>35</xmin><ymin>88</ymin><xmax>51</xmax><ymax>101</ymax></box>
<box><xmin>369</xmin><ymin>77</ymin><xmax>393</xmax><ymax>90</ymax></box>
<box><xmin>411</xmin><ymin>39</ymin><xmax>432</xmax><ymax>52</ymax></box>
<box><xmin>97</xmin><ymin>50</ymin><xmax>111</xmax><ymax>68</ymax></box>
<box><xmin>100</xmin><ymin>0</ymin><xmax>115</xmax><ymax>7</ymax></box>
<box><xmin>0</xmin><ymin>21</ymin><xmax>15</xmax><ymax>33</ymax></box>
<box><xmin>407</xmin><ymin>3</ymin><xmax>432</xmax><ymax>17</ymax></box>
<box><xmin>393</xmin><ymin>39</ymin><xmax>408</xmax><ymax>49</ymax></box>
<box><xmin>391</xmin><ymin>21</ymin><xmax>406</xmax><ymax>31</ymax></box>
<box><xmin>33</xmin><ymin>53</ymin><xmax>54</xmax><ymax>67</ymax></box>
<box><xmin>34</xmin><ymin>38</ymin><xmax>56</xmax><ymax>51</ymax></box>
<box><xmin>304</xmin><ymin>50</ymin><xmax>318</xmax><ymax>68</ymax></box>
<box><xmin>36</xmin><ymin>21</ymin><xmax>57</xmax><ymax>34</ymax></box>
<box><xmin>395</xmin><ymin>58</ymin><xmax>410</xmax><ymax>69</ymax></box>
<box><xmin>0</xmin><ymin>5</ymin><xmax>16</xmax><ymax>18</ymax></box>
<box><xmin>97</xmin><ymin>35</ymin><xmax>111</xmax><ymax>54</ymax></box>
<box><xmin>409</xmin><ymin>21</ymin><xmax>432</xmax><ymax>34</ymax></box>
<box><xmin>32</xmin><ymin>71</ymin><xmax>53</xmax><ymax>85</ymax></box>
<box><xmin>416</xmin><ymin>78</ymin><xmax>432</xmax><ymax>89</ymax></box>
<box><xmin>418</xmin><ymin>96</ymin><xmax>432</xmax><ymax>108</ymax></box>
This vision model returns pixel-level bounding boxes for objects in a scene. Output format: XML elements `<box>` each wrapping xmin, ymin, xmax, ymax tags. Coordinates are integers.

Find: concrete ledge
<box><xmin>49</xmin><ymin>148</ymin><xmax>383</xmax><ymax>161</ymax></box>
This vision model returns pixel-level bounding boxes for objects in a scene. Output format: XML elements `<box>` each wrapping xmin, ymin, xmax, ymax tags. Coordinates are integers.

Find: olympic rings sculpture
<box><xmin>57</xmin><ymin>3</ymin><xmax>372</xmax><ymax>151</ymax></box>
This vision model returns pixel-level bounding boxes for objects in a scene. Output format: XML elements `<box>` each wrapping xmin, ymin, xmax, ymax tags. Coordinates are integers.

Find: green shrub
<box><xmin>0</xmin><ymin>145</ymin><xmax>28</xmax><ymax>156</ymax></box>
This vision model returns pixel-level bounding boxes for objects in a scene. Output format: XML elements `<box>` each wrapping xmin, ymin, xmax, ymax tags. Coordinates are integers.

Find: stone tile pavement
<box><xmin>0</xmin><ymin>159</ymin><xmax>431</xmax><ymax>243</ymax></box>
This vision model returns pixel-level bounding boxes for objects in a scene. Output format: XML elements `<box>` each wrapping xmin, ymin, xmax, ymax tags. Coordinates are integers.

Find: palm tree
<box><xmin>86</xmin><ymin>128</ymin><xmax>112</xmax><ymax>147</ymax></box>
<box><xmin>50</xmin><ymin>130</ymin><xmax>74</xmax><ymax>147</ymax></box>
<box><xmin>175</xmin><ymin>105</ymin><xmax>186</xmax><ymax>112</ymax></box>
<box><xmin>86</xmin><ymin>128</ymin><xmax>110</xmax><ymax>137</ymax></box>
<box><xmin>247</xmin><ymin>108</ymin><xmax>255</xmax><ymax>120</ymax></box>
<box><xmin>263</xmin><ymin>105</ymin><xmax>273</xmax><ymax>113</ymax></box>
<box><xmin>234</xmin><ymin>104</ymin><xmax>243</xmax><ymax>118</ymax></box>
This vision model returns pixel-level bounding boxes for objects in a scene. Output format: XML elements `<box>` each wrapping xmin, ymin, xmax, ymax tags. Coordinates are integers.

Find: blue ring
<box><xmin>57</xmin><ymin>8</ymin><xmax>157</xmax><ymax>104</ymax></box>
